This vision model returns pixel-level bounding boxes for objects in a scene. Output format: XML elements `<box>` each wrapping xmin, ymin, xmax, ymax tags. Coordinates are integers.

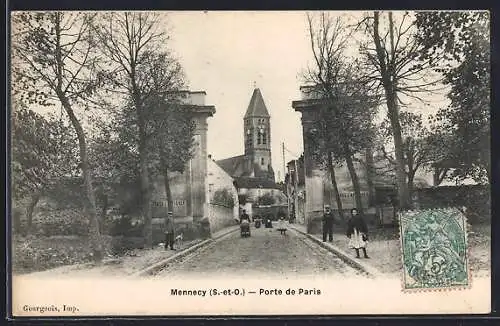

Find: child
<box><xmin>277</xmin><ymin>216</ymin><xmax>288</xmax><ymax>235</ymax></box>
<box><xmin>346</xmin><ymin>208</ymin><xmax>369</xmax><ymax>258</ymax></box>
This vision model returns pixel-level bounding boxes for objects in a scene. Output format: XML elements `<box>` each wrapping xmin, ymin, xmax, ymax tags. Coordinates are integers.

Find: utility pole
<box><xmin>282</xmin><ymin>142</ymin><xmax>290</xmax><ymax>218</ymax></box>
<box><xmin>294</xmin><ymin>158</ymin><xmax>299</xmax><ymax>223</ymax></box>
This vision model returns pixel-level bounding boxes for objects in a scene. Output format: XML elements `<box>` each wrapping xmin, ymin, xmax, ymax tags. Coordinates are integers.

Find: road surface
<box><xmin>156</xmin><ymin>225</ymin><xmax>363</xmax><ymax>278</ymax></box>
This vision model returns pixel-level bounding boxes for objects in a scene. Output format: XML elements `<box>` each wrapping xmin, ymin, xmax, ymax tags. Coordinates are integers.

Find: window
<box><xmin>262</xmin><ymin>130</ymin><xmax>267</xmax><ymax>145</ymax></box>
<box><xmin>261</xmin><ymin>158</ymin><xmax>265</xmax><ymax>165</ymax></box>
<box><xmin>246</xmin><ymin>129</ymin><xmax>252</xmax><ymax>147</ymax></box>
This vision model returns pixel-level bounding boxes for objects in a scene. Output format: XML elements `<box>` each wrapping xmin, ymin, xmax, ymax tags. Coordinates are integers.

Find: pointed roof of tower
<box><xmin>244</xmin><ymin>88</ymin><xmax>270</xmax><ymax>118</ymax></box>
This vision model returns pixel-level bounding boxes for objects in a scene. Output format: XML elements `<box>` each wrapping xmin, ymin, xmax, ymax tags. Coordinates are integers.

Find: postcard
<box><xmin>9</xmin><ymin>10</ymin><xmax>491</xmax><ymax>316</ymax></box>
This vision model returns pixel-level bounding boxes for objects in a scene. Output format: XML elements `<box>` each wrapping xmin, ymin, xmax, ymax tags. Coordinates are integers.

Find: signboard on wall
<box><xmin>329</xmin><ymin>191</ymin><xmax>370</xmax><ymax>210</ymax></box>
<box><xmin>151</xmin><ymin>170</ymin><xmax>190</xmax><ymax>218</ymax></box>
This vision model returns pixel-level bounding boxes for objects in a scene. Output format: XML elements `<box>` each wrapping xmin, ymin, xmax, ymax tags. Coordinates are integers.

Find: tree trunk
<box><xmin>433</xmin><ymin>167</ymin><xmax>448</xmax><ymax>186</ymax></box>
<box><xmin>365</xmin><ymin>147</ymin><xmax>376</xmax><ymax>207</ymax></box>
<box><xmin>25</xmin><ymin>192</ymin><xmax>40</xmax><ymax>234</ymax></box>
<box><xmin>13</xmin><ymin>207</ymin><xmax>22</xmax><ymax>235</ymax></box>
<box><xmin>99</xmin><ymin>193</ymin><xmax>108</xmax><ymax>234</ymax></box>
<box><xmin>54</xmin><ymin>14</ymin><xmax>103</xmax><ymax>261</ymax></box>
<box><xmin>137</xmin><ymin>107</ymin><xmax>153</xmax><ymax>249</ymax></box>
<box><xmin>344</xmin><ymin>145</ymin><xmax>365</xmax><ymax>215</ymax></box>
<box><xmin>160</xmin><ymin>156</ymin><xmax>174</xmax><ymax>217</ymax></box>
<box><xmin>388</xmin><ymin>97</ymin><xmax>410</xmax><ymax>210</ymax></box>
<box><xmin>433</xmin><ymin>168</ymin><xmax>439</xmax><ymax>186</ymax></box>
<box><xmin>373</xmin><ymin>11</ymin><xmax>410</xmax><ymax>211</ymax></box>
<box><xmin>327</xmin><ymin>151</ymin><xmax>344</xmax><ymax>220</ymax></box>
<box><xmin>407</xmin><ymin>172</ymin><xmax>415</xmax><ymax>208</ymax></box>
<box><xmin>59</xmin><ymin>96</ymin><xmax>104</xmax><ymax>262</ymax></box>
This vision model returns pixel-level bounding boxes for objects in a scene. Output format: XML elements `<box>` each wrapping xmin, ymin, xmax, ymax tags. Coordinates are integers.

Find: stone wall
<box><xmin>207</xmin><ymin>203</ymin><xmax>238</xmax><ymax>234</ymax></box>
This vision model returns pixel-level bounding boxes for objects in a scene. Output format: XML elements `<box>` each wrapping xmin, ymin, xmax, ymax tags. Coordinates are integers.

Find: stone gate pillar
<box><xmin>188</xmin><ymin>102</ymin><xmax>216</xmax><ymax>238</ymax></box>
<box><xmin>292</xmin><ymin>94</ymin><xmax>326</xmax><ymax>234</ymax></box>
<box><xmin>150</xmin><ymin>91</ymin><xmax>215</xmax><ymax>242</ymax></box>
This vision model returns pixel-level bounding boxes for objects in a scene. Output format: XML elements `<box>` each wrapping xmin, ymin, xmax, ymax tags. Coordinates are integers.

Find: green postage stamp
<box><xmin>399</xmin><ymin>207</ymin><xmax>470</xmax><ymax>291</ymax></box>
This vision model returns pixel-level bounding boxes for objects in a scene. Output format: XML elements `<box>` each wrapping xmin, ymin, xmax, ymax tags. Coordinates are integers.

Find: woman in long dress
<box><xmin>346</xmin><ymin>208</ymin><xmax>369</xmax><ymax>258</ymax></box>
<box><xmin>277</xmin><ymin>215</ymin><xmax>288</xmax><ymax>235</ymax></box>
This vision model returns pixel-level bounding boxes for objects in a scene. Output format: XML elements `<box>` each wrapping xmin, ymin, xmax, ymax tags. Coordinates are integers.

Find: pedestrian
<box><xmin>164</xmin><ymin>211</ymin><xmax>175</xmax><ymax>250</ymax></box>
<box><xmin>240</xmin><ymin>209</ymin><xmax>251</xmax><ymax>223</ymax></box>
<box><xmin>346</xmin><ymin>208</ymin><xmax>369</xmax><ymax>258</ymax></box>
<box><xmin>277</xmin><ymin>215</ymin><xmax>288</xmax><ymax>235</ymax></box>
<box><xmin>322</xmin><ymin>205</ymin><xmax>334</xmax><ymax>242</ymax></box>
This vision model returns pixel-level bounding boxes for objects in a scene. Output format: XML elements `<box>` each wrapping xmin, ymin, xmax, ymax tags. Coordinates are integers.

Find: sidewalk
<box><xmin>291</xmin><ymin>223</ymin><xmax>491</xmax><ymax>278</ymax></box>
<box><xmin>132</xmin><ymin>224</ymin><xmax>240</xmax><ymax>277</ymax></box>
<box><xmin>24</xmin><ymin>225</ymin><xmax>240</xmax><ymax>278</ymax></box>
<box><xmin>289</xmin><ymin>223</ymin><xmax>383</xmax><ymax>278</ymax></box>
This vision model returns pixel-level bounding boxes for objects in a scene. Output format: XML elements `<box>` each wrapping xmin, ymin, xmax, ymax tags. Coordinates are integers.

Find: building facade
<box><xmin>207</xmin><ymin>156</ymin><xmax>239</xmax><ymax>233</ymax></box>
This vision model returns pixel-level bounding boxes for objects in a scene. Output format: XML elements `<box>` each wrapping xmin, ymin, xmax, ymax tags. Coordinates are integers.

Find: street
<box><xmin>156</xmin><ymin>226</ymin><xmax>363</xmax><ymax>278</ymax></box>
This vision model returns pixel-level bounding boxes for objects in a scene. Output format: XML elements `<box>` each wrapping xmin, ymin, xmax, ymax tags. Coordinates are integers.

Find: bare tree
<box><xmin>357</xmin><ymin>11</ymin><xmax>445</xmax><ymax>210</ymax></box>
<box><xmin>379</xmin><ymin>111</ymin><xmax>434</xmax><ymax>200</ymax></box>
<box><xmin>12</xmin><ymin>12</ymin><xmax>105</xmax><ymax>260</ymax></box>
<box><xmin>94</xmin><ymin>13</ymin><xmax>183</xmax><ymax>247</ymax></box>
<box><xmin>305</xmin><ymin>13</ymin><xmax>378</xmax><ymax>215</ymax></box>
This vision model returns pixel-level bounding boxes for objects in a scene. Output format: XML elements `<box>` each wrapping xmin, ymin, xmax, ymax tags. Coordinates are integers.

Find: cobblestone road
<box><xmin>156</xmin><ymin>226</ymin><xmax>363</xmax><ymax>278</ymax></box>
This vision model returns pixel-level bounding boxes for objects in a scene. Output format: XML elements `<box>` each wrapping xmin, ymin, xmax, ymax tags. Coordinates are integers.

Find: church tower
<box><xmin>243</xmin><ymin>88</ymin><xmax>274</xmax><ymax>180</ymax></box>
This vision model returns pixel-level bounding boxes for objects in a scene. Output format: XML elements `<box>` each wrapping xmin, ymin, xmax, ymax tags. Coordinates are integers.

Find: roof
<box><xmin>244</xmin><ymin>88</ymin><xmax>270</xmax><ymax>118</ymax></box>
<box><xmin>216</xmin><ymin>155</ymin><xmax>275</xmax><ymax>181</ymax></box>
<box><xmin>233</xmin><ymin>177</ymin><xmax>279</xmax><ymax>190</ymax></box>
<box><xmin>215</xmin><ymin>155</ymin><xmax>247</xmax><ymax>177</ymax></box>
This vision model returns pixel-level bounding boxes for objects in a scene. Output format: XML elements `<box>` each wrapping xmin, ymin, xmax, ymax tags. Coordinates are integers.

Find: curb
<box><xmin>289</xmin><ymin>225</ymin><xmax>383</xmax><ymax>278</ymax></box>
<box><xmin>132</xmin><ymin>225</ymin><xmax>239</xmax><ymax>277</ymax></box>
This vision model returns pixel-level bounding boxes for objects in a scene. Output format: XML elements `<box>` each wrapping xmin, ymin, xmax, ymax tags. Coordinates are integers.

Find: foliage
<box><xmin>11</xmin><ymin>12</ymin><xmax>104</xmax><ymax>106</ymax></box>
<box><xmin>257</xmin><ymin>192</ymin><xmax>276</xmax><ymax>206</ymax></box>
<box><xmin>211</xmin><ymin>188</ymin><xmax>236</xmax><ymax>208</ymax></box>
<box><xmin>12</xmin><ymin>235</ymin><xmax>115</xmax><ymax>274</ymax></box>
<box><xmin>11</xmin><ymin>12</ymin><xmax>106</xmax><ymax>259</ymax></box>
<box><xmin>107</xmin><ymin>216</ymin><xmax>144</xmax><ymax>237</ymax></box>
<box><xmin>87</xmin><ymin>117</ymin><xmax>141</xmax><ymax>214</ymax></box>
<box><xmin>378</xmin><ymin>111</ymin><xmax>436</xmax><ymax>191</ymax></box>
<box><xmin>146</xmin><ymin>99</ymin><xmax>196</xmax><ymax>176</ymax></box>
<box><xmin>305</xmin><ymin>14</ymin><xmax>378</xmax><ymax>164</ymax></box>
<box><xmin>355</xmin><ymin>11</ymin><xmax>447</xmax><ymax>209</ymax></box>
<box><xmin>415</xmin><ymin>185</ymin><xmax>490</xmax><ymax>223</ymax></box>
<box><xmin>11</xmin><ymin>106</ymin><xmax>78</xmax><ymax>201</ymax></box>
<box><xmin>93</xmin><ymin>12</ymin><xmax>188</xmax><ymax>248</ymax></box>
<box><xmin>415</xmin><ymin>12</ymin><xmax>490</xmax><ymax>184</ymax></box>
<box><xmin>304</xmin><ymin>13</ymin><xmax>378</xmax><ymax>214</ymax></box>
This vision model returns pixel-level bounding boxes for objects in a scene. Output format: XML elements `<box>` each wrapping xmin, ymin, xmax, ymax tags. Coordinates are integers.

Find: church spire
<box><xmin>244</xmin><ymin>87</ymin><xmax>270</xmax><ymax>118</ymax></box>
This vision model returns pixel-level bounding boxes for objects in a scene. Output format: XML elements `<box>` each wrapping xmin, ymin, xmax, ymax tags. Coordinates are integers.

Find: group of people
<box><xmin>166</xmin><ymin>206</ymin><xmax>368</xmax><ymax>258</ymax></box>
<box><xmin>322</xmin><ymin>205</ymin><xmax>369</xmax><ymax>259</ymax></box>
<box><xmin>239</xmin><ymin>209</ymin><xmax>288</xmax><ymax>235</ymax></box>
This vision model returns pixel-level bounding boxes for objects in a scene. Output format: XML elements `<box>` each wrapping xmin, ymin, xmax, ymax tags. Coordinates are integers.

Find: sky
<box><xmin>166</xmin><ymin>11</ymin><xmax>314</xmax><ymax>181</ymax></box>
<box><xmin>165</xmin><ymin>11</ymin><xmax>450</xmax><ymax>182</ymax></box>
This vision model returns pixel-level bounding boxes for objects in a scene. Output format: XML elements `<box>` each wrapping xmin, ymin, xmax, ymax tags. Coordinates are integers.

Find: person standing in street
<box><xmin>240</xmin><ymin>209</ymin><xmax>251</xmax><ymax>223</ymax></box>
<box><xmin>322</xmin><ymin>205</ymin><xmax>334</xmax><ymax>242</ymax></box>
<box><xmin>164</xmin><ymin>211</ymin><xmax>175</xmax><ymax>250</ymax></box>
<box><xmin>346</xmin><ymin>208</ymin><xmax>369</xmax><ymax>258</ymax></box>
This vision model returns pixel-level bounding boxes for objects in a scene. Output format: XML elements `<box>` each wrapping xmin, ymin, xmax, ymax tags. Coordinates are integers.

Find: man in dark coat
<box><xmin>322</xmin><ymin>205</ymin><xmax>334</xmax><ymax>242</ymax></box>
<box><xmin>164</xmin><ymin>211</ymin><xmax>175</xmax><ymax>250</ymax></box>
<box><xmin>240</xmin><ymin>209</ymin><xmax>251</xmax><ymax>223</ymax></box>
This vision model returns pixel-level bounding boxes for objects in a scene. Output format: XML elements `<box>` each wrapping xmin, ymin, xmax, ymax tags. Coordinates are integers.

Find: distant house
<box><xmin>207</xmin><ymin>155</ymin><xmax>239</xmax><ymax>231</ymax></box>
